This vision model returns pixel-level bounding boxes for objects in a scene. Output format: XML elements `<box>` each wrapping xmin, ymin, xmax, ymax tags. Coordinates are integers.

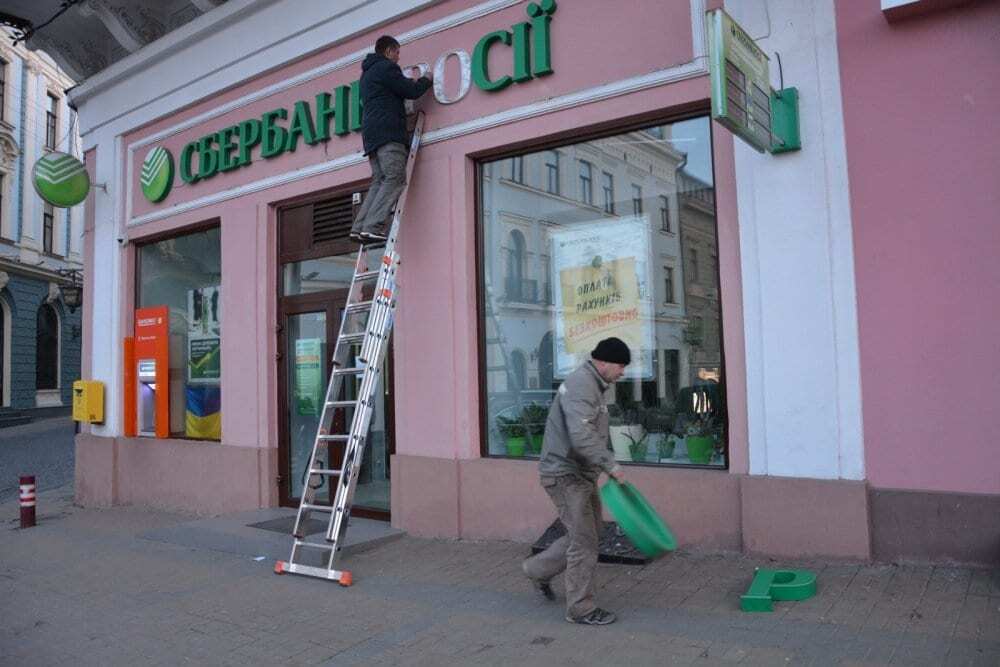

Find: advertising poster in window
<box><xmin>186</xmin><ymin>285</ymin><xmax>221</xmax><ymax>383</ymax></box>
<box><xmin>550</xmin><ymin>217</ymin><xmax>654</xmax><ymax>379</ymax></box>
<box><xmin>294</xmin><ymin>338</ymin><xmax>324</xmax><ymax>416</ymax></box>
<box><xmin>185</xmin><ymin>285</ymin><xmax>222</xmax><ymax>439</ymax></box>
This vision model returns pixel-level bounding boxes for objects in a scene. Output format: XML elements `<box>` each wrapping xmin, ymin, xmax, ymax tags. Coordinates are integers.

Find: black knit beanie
<box><xmin>591</xmin><ymin>337</ymin><xmax>631</xmax><ymax>365</ymax></box>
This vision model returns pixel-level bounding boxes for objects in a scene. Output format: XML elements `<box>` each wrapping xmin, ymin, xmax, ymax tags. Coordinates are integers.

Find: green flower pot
<box><xmin>505</xmin><ymin>437</ymin><xmax>526</xmax><ymax>457</ymax></box>
<box><xmin>686</xmin><ymin>436</ymin><xmax>715</xmax><ymax>464</ymax></box>
<box><xmin>529</xmin><ymin>433</ymin><xmax>543</xmax><ymax>454</ymax></box>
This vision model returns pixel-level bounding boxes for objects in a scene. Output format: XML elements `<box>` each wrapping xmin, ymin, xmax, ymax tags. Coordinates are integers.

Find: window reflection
<box><xmin>480</xmin><ymin>117</ymin><xmax>726</xmax><ymax>467</ymax></box>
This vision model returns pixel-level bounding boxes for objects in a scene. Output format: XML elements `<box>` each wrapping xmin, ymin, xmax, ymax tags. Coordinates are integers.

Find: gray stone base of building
<box><xmin>870</xmin><ymin>487</ymin><xmax>1000</xmax><ymax>565</ymax></box>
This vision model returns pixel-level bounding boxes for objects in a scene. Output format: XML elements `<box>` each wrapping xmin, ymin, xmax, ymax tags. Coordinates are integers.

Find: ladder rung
<box><xmin>276</xmin><ymin>561</ymin><xmax>351</xmax><ymax>584</ymax></box>
<box><xmin>355</xmin><ymin>270</ymin><xmax>380</xmax><ymax>282</ymax></box>
<box><xmin>301</xmin><ymin>503</ymin><xmax>335</xmax><ymax>513</ymax></box>
<box><xmin>333</xmin><ymin>367</ymin><xmax>365</xmax><ymax>376</ymax></box>
<box><xmin>339</xmin><ymin>332</ymin><xmax>366</xmax><ymax>343</ymax></box>
<box><xmin>317</xmin><ymin>434</ymin><xmax>349</xmax><ymax>442</ymax></box>
<box><xmin>294</xmin><ymin>540</ymin><xmax>333</xmax><ymax>550</ymax></box>
<box><xmin>309</xmin><ymin>468</ymin><xmax>341</xmax><ymax>476</ymax></box>
<box><xmin>326</xmin><ymin>400</ymin><xmax>358</xmax><ymax>409</ymax></box>
<box><xmin>345</xmin><ymin>300</ymin><xmax>374</xmax><ymax>313</ymax></box>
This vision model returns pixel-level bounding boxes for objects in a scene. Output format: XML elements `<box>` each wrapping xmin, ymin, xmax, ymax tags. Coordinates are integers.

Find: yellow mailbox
<box><xmin>72</xmin><ymin>380</ymin><xmax>104</xmax><ymax>423</ymax></box>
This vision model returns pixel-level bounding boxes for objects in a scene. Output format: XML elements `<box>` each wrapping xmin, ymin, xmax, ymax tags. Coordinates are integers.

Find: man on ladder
<box><xmin>350</xmin><ymin>35</ymin><xmax>433</xmax><ymax>244</ymax></box>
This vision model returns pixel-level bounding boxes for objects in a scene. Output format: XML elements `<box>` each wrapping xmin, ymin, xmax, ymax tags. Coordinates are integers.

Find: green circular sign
<box><xmin>32</xmin><ymin>152</ymin><xmax>90</xmax><ymax>207</ymax></box>
<box><xmin>141</xmin><ymin>146</ymin><xmax>174</xmax><ymax>203</ymax></box>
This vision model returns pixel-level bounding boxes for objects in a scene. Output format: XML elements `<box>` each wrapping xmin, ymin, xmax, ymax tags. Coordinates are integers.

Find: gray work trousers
<box><xmin>352</xmin><ymin>142</ymin><xmax>408</xmax><ymax>235</ymax></box>
<box><xmin>522</xmin><ymin>475</ymin><xmax>603</xmax><ymax>618</ymax></box>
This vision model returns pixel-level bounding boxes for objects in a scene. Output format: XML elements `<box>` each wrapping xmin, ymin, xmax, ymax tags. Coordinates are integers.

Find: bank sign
<box><xmin>141</xmin><ymin>0</ymin><xmax>559</xmax><ymax>204</ymax></box>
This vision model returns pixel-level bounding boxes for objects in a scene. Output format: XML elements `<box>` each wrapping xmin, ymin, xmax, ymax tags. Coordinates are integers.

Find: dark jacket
<box><xmin>538</xmin><ymin>361</ymin><xmax>621</xmax><ymax>482</ymax></box>
<box><xmin>360</xmin><ymin>53</ymin><xmax>432</xmax><ymax>156</ymax></box>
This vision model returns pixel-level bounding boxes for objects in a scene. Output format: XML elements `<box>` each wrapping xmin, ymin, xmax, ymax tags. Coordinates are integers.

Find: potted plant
<box><xmin>521</xmin><ymin>403</ymin><xmax>549</xmax><ymax>455</ymax></box>
<box><xmin>496</xmin><ymin>415</ymin><xmax>527</xmax><ymax>457</ymax></box>
<box><xmin>642</xmin><ymin>408</ymin><xmax>674</xmax><ymax>461</ymax></box>
<box><xmin>684</xmin><ymin>414</ymin><xmax>716</xmax><ymax>464</ymax></box>
<box><xmin>609</xmin><ymin>402</ymin><xmax>644</xmax><ymax>462</ymax></box>
<box><xmin>628</xmin><ymin>435</ymin><xmax>649</xmax><ymax>463</ymax></box>
<box><xmin>658</xmin><ymin>433</ymin><xmax>680</xmax><ymax>461</ymax></box>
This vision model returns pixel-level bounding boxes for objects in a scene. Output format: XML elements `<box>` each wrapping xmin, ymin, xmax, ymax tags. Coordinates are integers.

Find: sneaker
<box><xmin>566</xmin><ymin>608</ymin><xmax>617</xmax><ymax>625</ymax></box>
<box><xmin>359</xmin><ymin>229</ymin><xmax>387</xmax><ymax>243</ymax></box>
<box><xmin>531</xmin><ymin>578</ymin><xmax>556</xmax><ymax>602</ymax></box>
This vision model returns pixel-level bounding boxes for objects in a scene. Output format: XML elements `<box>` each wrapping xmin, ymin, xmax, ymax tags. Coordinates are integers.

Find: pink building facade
<box><xmin>71</xmin><ymin>0</ymin><xmax>998</xmax><ymax>564</ymax></box>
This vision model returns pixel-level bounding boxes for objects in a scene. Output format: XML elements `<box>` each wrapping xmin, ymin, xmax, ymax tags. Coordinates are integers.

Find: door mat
<box><xmin>530</xmin><ymin>520</ymin><xmax>650</xmax><ymax>565</ymax></box>
<box><xmin>247</xmin><ymin>516</ymin><xmax>326</xmax><ymax>537</ymax></box>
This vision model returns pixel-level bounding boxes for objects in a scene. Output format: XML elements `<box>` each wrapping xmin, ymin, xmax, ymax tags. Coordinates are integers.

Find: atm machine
<box><xmin>125</xmin><ymin>306</ymin><xmax>170</xmax><ymax>438</ymax></box>
<box><xmin>136</xmin><ymin>359</ymin><xmax>158</xmax><ymax>436</ymax></box>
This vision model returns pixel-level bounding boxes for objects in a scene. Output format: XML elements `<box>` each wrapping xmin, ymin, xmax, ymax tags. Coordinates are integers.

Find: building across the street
<box><xmin>0</xmin><ymin>32</ymin><xmax>83</xmax><ymax>425</ymax></box>
<box><xmin>51</xmin><ymin>0</ymin><xmax>998</xmax><ymax>564</ymax></box>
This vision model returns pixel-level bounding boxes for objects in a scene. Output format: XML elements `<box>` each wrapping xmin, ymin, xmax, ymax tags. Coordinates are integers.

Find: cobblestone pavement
<box><xmin>0</xmin><ymin>417</ymin><xmax>76</xmax><ymax>503</ymax></box>
<box><xmin>2</xmin><ymin>487</ymin><xmax>998</xmax><ymax>666</ymax></box>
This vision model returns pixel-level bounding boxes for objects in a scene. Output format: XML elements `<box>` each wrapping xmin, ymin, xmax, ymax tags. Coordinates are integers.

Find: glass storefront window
<box><xmin>138</xmin><ymin>227</ymin><xmax>222</xmax><ymax>440</ymax></box>
<box><xmin>479</xmin><ymin>117</ymin><xmax>727</xmax><ymax>467</ymax></box>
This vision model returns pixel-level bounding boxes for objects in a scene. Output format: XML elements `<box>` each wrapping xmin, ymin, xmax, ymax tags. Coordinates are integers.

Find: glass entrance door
<box><xmin>285</xmin><ymin>310</ymin><xmax>332</xmax><ymax>504</ymax></box>
<box><xmin>278</xmin><ymin>254</ymin><xmax>394</xmax><ymax>517</ymax></box>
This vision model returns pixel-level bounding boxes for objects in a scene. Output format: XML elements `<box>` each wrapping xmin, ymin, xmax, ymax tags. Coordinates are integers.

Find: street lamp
<box><xmin>57</xmin><ymin>268</ymin><xmax>83</xmax><ymax>312</ymax></box>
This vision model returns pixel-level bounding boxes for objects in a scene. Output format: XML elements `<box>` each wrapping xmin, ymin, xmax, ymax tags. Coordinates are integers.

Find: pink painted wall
<box><xmin>108</xmin><ymin>0</ymin><xmax>749</xmax><ymax>507</ymax></box>
<box><xmin>835</xmin><ymin>1</ymin><xmax>1000</xmax><ymax>494</ymax></box>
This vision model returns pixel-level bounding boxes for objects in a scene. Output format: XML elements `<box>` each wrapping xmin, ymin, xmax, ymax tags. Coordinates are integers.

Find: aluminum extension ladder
<box><xmin>274</xmin><ymin>112</ymin><xmax>425</xmax><ymax>585</ymax></box>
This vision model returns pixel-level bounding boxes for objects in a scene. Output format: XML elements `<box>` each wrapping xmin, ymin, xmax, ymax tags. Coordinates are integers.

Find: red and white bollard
<box><xmin>19</xmin><ymin>475</ymin><xmax>36</xmax><ymax>528</ymax></box>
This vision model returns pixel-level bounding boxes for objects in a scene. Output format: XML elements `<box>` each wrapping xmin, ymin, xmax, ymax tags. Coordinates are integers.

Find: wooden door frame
<box><xmin>275</xmin><ymin>193</ymin><xmax>395</xmax><ymax>520</ymax></box>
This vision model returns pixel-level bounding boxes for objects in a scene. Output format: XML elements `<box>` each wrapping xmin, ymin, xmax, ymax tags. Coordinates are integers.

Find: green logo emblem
<box><xmin>141</xmin><ymin>147</ymin><xmax>174</xmax><ymax>203</ymax></box>
<box><xmin>32</xmin><ymin>152</ymin><xmax>90</xmax><ymax>208</ymax></box>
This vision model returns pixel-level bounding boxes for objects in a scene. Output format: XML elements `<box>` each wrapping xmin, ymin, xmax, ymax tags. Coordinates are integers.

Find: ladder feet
<box><xmin>339</xmin><ymin>571</ymin><xmax>353</xmax><ymax>587</ymax></box>
<box><xmin>274</xmin><ymin>561</ymin><xmax>287</xmax><ymax>575</ymax></box>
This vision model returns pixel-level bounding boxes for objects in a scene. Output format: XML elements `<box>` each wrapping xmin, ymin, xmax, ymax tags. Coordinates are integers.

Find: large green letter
<box><xmin>284</xmin><ymin>100</ymin><xmax>318</xmax><ymax>152</ymax></box>
<box><xmin>511</xmin><ymin>22</ymin><xmax>532</xmax><ymax>83</ymax></box>
<box><xmin>236</xmin><ymin>118</ymin><xmax>261</xmax><ymax>167</ymax></box>
<box><xmin>314</xmin><ymin>92</ymin><xmax>335</xmax><ymax>142</ymax></box>
<box><xmin>261</xmin><ymin>108</ymin><xmax>289</xmax><ymax>159</ymax></box>
<box><xmin>741</xmin><ymin>569</ymin><xmax>817</xmax><ymax>612</ymax></box>
<box><xmin>217</xmin><ymin>126</ymin><xmax>240</xmax><ymax>172</ymax></box>
<box><xmin>472</xmin><ymin>30</ymin><xmax>513</xmax><ymax>92</ymax></box>
<box><xmin>179</xmin><ymin>142</ymin><xmax>199</xmax><ymax>184</ymax></box>
<box><xmin>526</xmin><ymin>0</ymin><xmax>557</xmax><ymax>77</ymax></box>
<box><xmin>349</xmin><ymin>81</ymin><xmax>363</xmax><ymax>133</ymax></box>
<box><xmin>196</xmin><ymin>135</ymin><xmax>219</xmax><ymax>180</ymax></box>
<box><xmin>334</xmin><ymin>86</ymin><xmax>351</xmax><ymax>136</ymax></box>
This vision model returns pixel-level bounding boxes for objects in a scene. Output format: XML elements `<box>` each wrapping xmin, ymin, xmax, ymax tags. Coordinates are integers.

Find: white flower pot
<box><xmin>610</xmin><ymin>424</ymin><xmax>644</xmax><ymax>462</ymax></box>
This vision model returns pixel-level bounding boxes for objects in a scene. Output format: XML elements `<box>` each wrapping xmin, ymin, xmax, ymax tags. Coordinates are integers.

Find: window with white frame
<box><xmin>43</xmin><ymin>203</ymin><xmax>54</xmax><ymax>255</ymax></box>
<box><xmin>509</xmin><ymin>156</ymin><xmax>523</xmax><ymax>184</ymax></box>
<box><xmin>659</xmin><ymin>195</ymin><xmax>671</xmax><ymax>232</ymax></box>
<box><xmin>602</xmin><ymin>171</ymin><xmax>615</xmax><ymax>214</ymax></box>
<box><xmin>46</xmin><ymin>93</ymin><xmax>58</xmax><ymax>150</ymax></box>
<box><xmin>0</xmin><ymin>58</ymin><xmax>6</xmax><ymax>122</ymax></box>
<box><xmin>664</xmin><ymin>266</ymin><xmax>676</xmax><ymax>304</ymax></box>
<box><xmin>632</xmin><ymin>184</ymin><xmax>643</xmax><ymax>215</ymax></box>
<box><xmin>579</xmin><ymin>160</ymin><xmax>593</xmax><ymax>205</ymax></box>
<box><xmin>545</xmin><ymin>150</ymin><xmax>560</xmax><ymax>195</ymax></box>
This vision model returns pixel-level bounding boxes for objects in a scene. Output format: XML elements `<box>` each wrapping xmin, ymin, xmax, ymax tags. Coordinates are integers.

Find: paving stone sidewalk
<box><xmin>1</xmin><ymin>487</ymin><xmax>998</xmax><ymax>666</ymax></box>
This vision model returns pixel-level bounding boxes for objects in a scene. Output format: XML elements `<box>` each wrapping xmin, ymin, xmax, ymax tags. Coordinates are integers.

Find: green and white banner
<box><xmin>32</xmin><ymin>152</ymin><xmax>90</xmax><ymax>207</ymax></box>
